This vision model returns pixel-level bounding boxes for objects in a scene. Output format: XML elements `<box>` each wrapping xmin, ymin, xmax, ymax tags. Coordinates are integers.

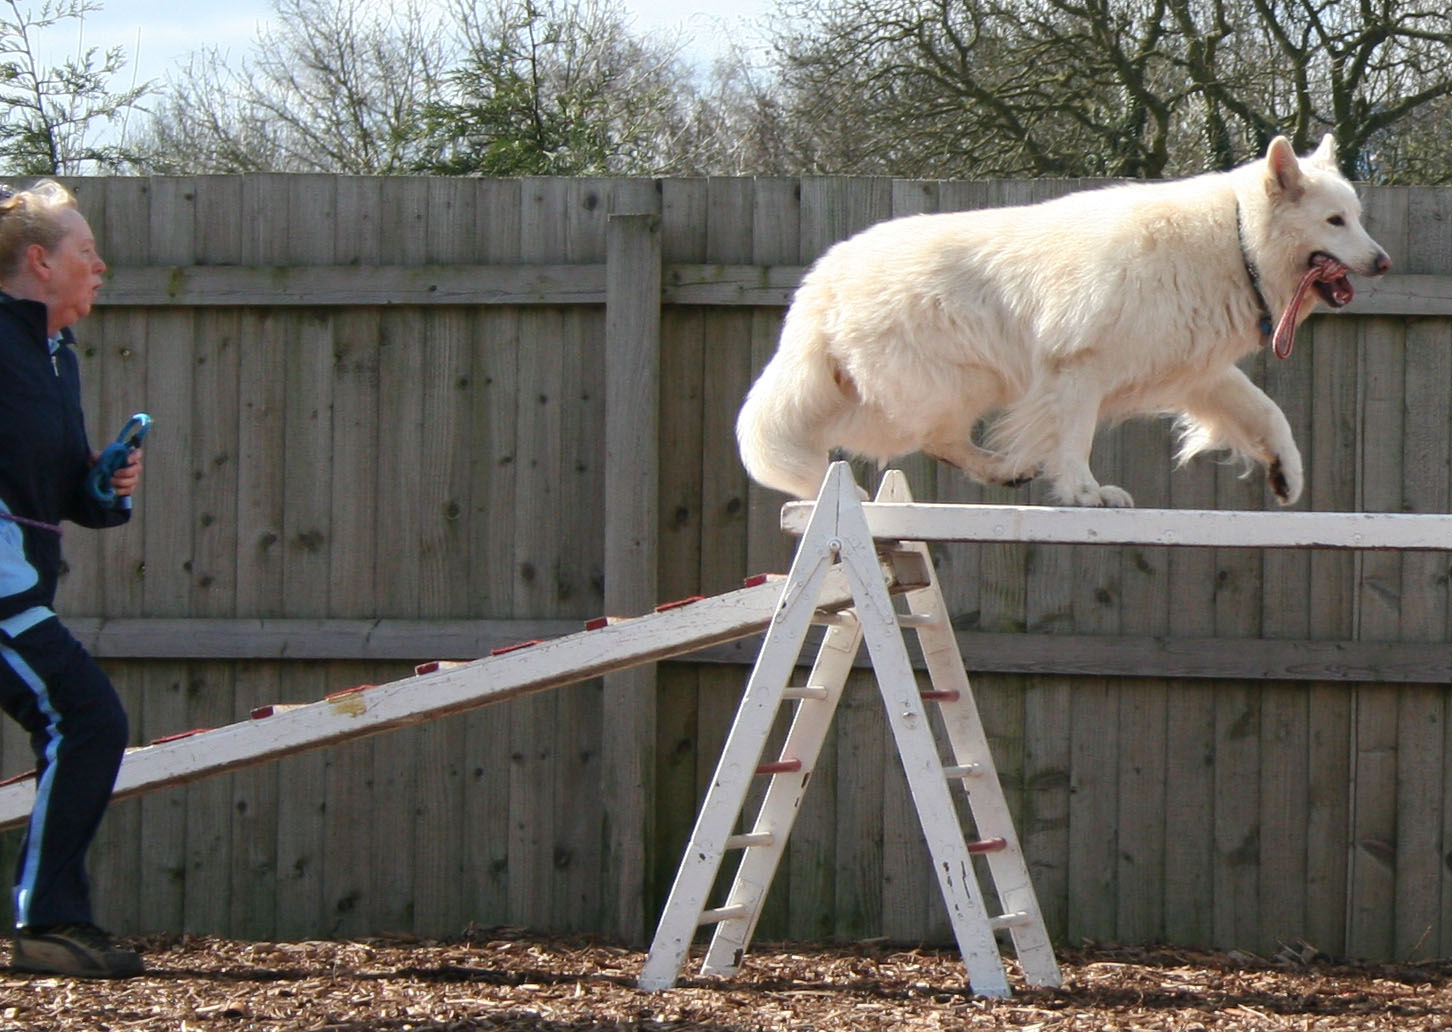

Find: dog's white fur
<box><xmin>737</xmin><ymin>136</ymin><xmax>1391</xmax><ymax>506</ymax></box>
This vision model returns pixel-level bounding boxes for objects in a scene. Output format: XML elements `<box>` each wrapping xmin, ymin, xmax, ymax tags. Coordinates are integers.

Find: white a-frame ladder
<box><xmin>639</xmin><ymin>462</ymin><xmax>1061</xmax><ymax>997</ymax></box>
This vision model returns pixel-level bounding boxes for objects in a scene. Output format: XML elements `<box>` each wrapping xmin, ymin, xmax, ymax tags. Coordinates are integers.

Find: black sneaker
<box><xmin>11</xmin><ymin>922</ymin><xmax>144</xmax><ymax>978</ymax></box>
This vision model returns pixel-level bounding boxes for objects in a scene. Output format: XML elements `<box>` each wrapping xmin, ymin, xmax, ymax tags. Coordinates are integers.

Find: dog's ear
<box><xmin>1308</xmin><ymin>134</ymin><xmax>1339</xmax><ymax>171</ymax></box>
<box><xmin>1264</xmin><ymin>135</ymin><xmax>1304</xmax><ymax>201</ymax></box>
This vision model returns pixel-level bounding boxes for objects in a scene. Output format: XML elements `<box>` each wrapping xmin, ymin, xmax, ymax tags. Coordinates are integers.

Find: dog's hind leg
<box><xmin>926</xmin><ymin>440</ymin><xmax>1035</xmax><ymax>488</ymax></box>
<box><xmin>991</xmin><ymin>370</ymin><xmax>1134</xmax><ymax>507</ymax></box>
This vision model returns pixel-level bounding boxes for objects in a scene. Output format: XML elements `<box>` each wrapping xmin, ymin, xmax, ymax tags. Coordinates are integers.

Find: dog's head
<box><xmin>1262</xmin><ymin>134</ymin><xmax>1392</xmax><ymax>308</ymax></box>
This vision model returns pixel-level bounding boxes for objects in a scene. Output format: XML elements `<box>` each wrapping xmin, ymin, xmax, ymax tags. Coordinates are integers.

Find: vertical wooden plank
<box><xmin>1395</xmin><ymin>685</ymin><xmax>1443</xmax><ymax>961</ymax></box>
<box><xmin>1345</xmin><ymin>185</ymin><xmax>1410</xmax><ymax>961</ymax></box>
<box><xmin>547</xmin><ymin>178</ymin><xmax>615</xmax><ymax>931</ymax></box>
<box><xmin>1302</xmin><ymin>308</ymin><xmax>1358</xmax><ymax>956</ymax></box>
<box><xmin>135</xmin><ymin>175</ymin><xmax>196</xmax><ymax>933</ymax></box>
<box><xmin>1419</xmin><ymin>187</ymin><xmax>1452</xmax><ymax>959</ymax></box>
<box><xmin>320</xmin><ymin>174</ymin><xmax>383</xmax><ymax>938</ymax></box>
<box><xmin>399</xmin><ymin>177</ymin><xmax>480</xmax><ymax>937</ymax></box>
<box><xmin>1113</xmin><ymin>408</ymin><xmax>1171</xmax><ymax>945</ymax></box>
<box><xmin>228</xmin><ymin>173</ymin><xmax>290</xmax><ymax>941</ymax></box>
<box><xmin>1209</xmin><ymin>673</ymin><xmax>1260</xmax><ymax>956</ymax></box>
<box><xmin>506</xmin><ymin>177</ymin><xmax>568</xmax><ymax>929</ymax></box>
<box><xmin>1019</xmin><ymin>670</ymin><xmax>1071</xmax><ymax>946</ymax></box>
<box><xmin>652</xmin><ymin>179</ymin><xmax>707</xmax><ymax>934</ymax></box>
<box><xmin>1163</xmin><ymin>432</ymin><xmax>1217</xmax><ymax>947</ymax></box>
<box><xmin>462</xmin><ymin>178</ymin><xmax>522</xmax><ymax>928</ymax></box>
<box><xmin>181</xmin><ymin>175</ymin><xmax>244</xmax><ymax>934</ymax></box>
<box><xmin>602</xmin><ymin>202</ymin><xmax>662</xmax><ymax>942</ymax></box>
<box><xmin>1257</xmin><ymin>295</ymin><xmax>1315</xmax><ymax>956</ymax></box>
<box><xmin>368</xmin><ymin>176</ymin><xmax>427</xmax><ymax>933</ymax></box>
<box><xmin>834</xmin><ymin>678</ymin><xmax>885</xmax><ymax>940</ymax></box>
<box><xmin>1208</xmin><ymin>346</ymin><xmax>1267</xmax><ymax>952</ymax></box>
<box><xmin>1065</xmin><ymin>676</ymin><xmax>1117</xmax><ymax>945</ymax></box>
<box><xmin>271</xmin><ymin>174</ymin><xmax>337</xmax><ymax>940</ymax></box>
<box><xmin>1393</xmin><ymin>185</ymin><xmax>1450</xmax><ymax>960</ymax></box>
<box><xmin>1257</xmin><ymin>682</ymin><xmax>1307</xmax><ymax>953</ymax></box>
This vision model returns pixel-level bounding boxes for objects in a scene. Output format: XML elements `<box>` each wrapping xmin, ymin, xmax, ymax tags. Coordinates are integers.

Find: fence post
<box><xmin>602</xmin><ymin>212</ymin><xmax>662</xmax><ymax>943</ymax></box>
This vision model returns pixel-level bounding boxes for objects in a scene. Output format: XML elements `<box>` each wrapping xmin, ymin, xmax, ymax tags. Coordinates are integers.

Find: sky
<box><xmin>60</xmin><ymin>0</ymin><xmax>772</xmax><ymax>89</ymax></box>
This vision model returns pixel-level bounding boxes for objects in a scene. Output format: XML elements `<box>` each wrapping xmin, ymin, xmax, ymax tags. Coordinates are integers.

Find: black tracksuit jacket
<box><xmin>0</xmin><ymin>292</ymin><xmax>129</xmax><ymax>625</ymax></box>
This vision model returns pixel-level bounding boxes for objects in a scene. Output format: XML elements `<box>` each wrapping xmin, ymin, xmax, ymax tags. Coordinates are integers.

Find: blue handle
<box><xmin>87</xmin><ymin>413</ymin><xmax>151</xmax><ymax>504</ymax></box>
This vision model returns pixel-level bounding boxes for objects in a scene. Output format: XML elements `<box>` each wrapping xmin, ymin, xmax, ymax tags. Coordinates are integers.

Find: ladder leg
<box><xmin>877</xmin><ymin>471</ymin><xmax>1062</xmax><ymax>990</ymax></box>
<box><xmin>833</xmin><ymin>495</ymin><xmax>1012</xmax><ymax>998</ymax></box>
<box><xmin>700</xmin><ymin>610</ymin><xmax>863</xmax><ymax>975</ymax></box>
<box><xmin>639</xmin><ymin>465</ymin><xmax>855</xmax><ymax>991</ymax></box>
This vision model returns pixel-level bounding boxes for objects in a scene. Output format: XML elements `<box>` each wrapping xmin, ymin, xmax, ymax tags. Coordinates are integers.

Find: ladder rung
<box><xmin>755</xmin><ymin>759</ymin><xmax>803</xmax><ymax>775</ymax></box>
<box><xmin>724</xmin><ymin>832</ymin><xmax>775</xmax><ymax>849</ymax></box>
<box><xmin>699</xmin><ymin>904</ymin><xmax>749</xmax><ymax>925</ymax></box>
<box><xmin>920</xmin><ymin>689</ymin><xmax>960</xmax><ymax>702</ymax></box>
<box><xmin>943</xmin><ymin>763</ymin><xmax>984</xmax><ymax>780</ymax></box>
<box><xmin>783</xmin><ymin>684</ymin><xmax>830</xmax><ymax>701</ymax></box>
<box><xmin>989</xmin><ymin>910</ymin><xmax>1033</xmax><ymax>931</ymax></box>
<box><xmin>896</xmin><ymin>613</ymin><xmax>938</xmax><ymax>627</ymax></box>
<box><xmin>811</xmin><ymin>610</ymin><xmax>853</xmax><ymax>627</ymax></box>
<box><xmin>966</xmin><ymin>836</ymin><xmax>1007</xmax><ymax>854</ymax></box>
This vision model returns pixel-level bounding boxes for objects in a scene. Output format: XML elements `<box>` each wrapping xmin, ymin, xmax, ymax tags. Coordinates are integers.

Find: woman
<box><xmin>0</xmin><ymin>180</ymin><xmax>145</xmax><ymax>978</ymax></box>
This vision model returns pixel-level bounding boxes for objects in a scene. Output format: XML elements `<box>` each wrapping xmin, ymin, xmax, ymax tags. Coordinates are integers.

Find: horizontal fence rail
<box><xmin>94</xmin><ymin>265</ymin><xmax>1447</xmax><ymax>314</ymax></box>
<box><xmin>65</xmin><ymin>617</ymin><xmax>1452</xmax><ymax>685</ymax></box>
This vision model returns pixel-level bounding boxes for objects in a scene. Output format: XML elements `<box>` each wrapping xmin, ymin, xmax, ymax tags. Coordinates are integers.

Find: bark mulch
<box><xmin>2</xmin><ymin>929</ymin><xmax>1450</xmax><ymax>1031</ymax></box>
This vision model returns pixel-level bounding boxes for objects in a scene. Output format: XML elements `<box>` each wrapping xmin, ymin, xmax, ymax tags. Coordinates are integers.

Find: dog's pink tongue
<box><xmin>1272</xmin><ymin>257</ymin><xmax>1349</xmax><ymax>360</ymax></box>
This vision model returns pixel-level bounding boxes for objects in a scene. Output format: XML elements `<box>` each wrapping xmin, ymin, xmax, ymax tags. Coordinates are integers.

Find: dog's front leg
<box><xmin>1178</xmin><ymin>366</ymin><xmax>1304</xmax><ymax>505</ymax></box>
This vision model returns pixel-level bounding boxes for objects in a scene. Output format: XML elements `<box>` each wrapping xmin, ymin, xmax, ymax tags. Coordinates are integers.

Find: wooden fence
<box><xmin>1</xmin><ymin>174</ymin><xmax>1450</xmax><ymax>964</ymax></box>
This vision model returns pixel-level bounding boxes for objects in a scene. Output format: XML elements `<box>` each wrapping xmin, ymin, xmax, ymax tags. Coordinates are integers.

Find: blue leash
<box><xmin>86</xmin><ymin>412</ymin><xmax>152</xmax><ymax>504</ymax></box>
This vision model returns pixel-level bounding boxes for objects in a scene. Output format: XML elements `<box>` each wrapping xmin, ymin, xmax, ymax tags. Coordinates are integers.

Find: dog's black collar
<box><xmin>1236</xmin><ymin>202</ymin><xmax>1275</xmax><ymax>337</ymax></box>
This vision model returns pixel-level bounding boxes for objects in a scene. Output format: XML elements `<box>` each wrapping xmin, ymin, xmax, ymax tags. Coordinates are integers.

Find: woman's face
<box><xmin>41</xmin><ymin>207</ymin><xmax>106</xmax><ymax>332</ymax></box>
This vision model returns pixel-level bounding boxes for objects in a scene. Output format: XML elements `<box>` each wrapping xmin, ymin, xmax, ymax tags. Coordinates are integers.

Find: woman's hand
<box><xmin>108</xmin><ymin>448</ymin><xmax>143</xmax><ymax>498</ymax></box>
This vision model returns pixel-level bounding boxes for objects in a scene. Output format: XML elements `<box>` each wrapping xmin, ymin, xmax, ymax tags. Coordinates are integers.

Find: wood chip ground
<box><xmin>3</xmin><ymin>931</ymin><xmax>1450</xmax><ymax>1030</ymax></box>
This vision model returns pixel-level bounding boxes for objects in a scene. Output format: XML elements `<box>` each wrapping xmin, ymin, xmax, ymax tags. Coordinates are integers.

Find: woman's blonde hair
<box><xmin>0</xmin><ymin>179</ymin><xmax>79</xmax><ymax>279</ymax></box>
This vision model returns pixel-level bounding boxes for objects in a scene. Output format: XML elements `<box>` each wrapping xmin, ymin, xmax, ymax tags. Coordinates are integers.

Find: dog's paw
<box><xmin>1090</xmin><ymin>484</ymin><xmax>1135</xmax><ymax>508</ymax></box>
<box><xmin>1056</xmin><ymin>482</ymin><xmax>1135</xmax><ymax>507</ymax></box>
<box><xmin>1268</xmin><ymin>455</ymin><xmax>1303</xmax><ymax>506</ymax></box>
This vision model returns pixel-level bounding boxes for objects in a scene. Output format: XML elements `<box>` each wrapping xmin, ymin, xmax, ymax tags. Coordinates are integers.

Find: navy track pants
<box><xmin>0</xmin><ymin>616</ymin><xmax>127</xmax><ymax>929</ymax></box>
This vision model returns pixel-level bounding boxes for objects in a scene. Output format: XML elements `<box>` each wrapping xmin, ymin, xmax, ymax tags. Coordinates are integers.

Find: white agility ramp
<box><xmin>0</xmin><ymin>565</ymin><xmax>897</xmax><ymax>832</ymax></box>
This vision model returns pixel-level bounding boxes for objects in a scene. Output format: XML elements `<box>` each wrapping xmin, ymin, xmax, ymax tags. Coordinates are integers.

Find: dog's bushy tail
<box><xmin>736</xmin><ymin>319</ymin><xmax>847</xmax><ymax>500</ymax></box>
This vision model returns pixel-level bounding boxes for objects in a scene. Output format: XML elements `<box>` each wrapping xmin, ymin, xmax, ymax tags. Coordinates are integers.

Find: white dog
<box><xmin>736</xmin><ymin>136</ymin><xmax>1391</xmax><ymax>506</ymax></box>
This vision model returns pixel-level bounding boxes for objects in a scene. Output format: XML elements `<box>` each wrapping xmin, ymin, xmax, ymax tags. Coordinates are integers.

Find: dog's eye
<box><xmin>1328</xmin><ymin>215</ymin><xmax>1346</xmax><ymax>227</ymax></box>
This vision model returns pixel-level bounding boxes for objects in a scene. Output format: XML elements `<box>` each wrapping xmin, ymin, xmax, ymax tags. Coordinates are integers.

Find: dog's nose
<box><xmin>1373</xmin><ymin>251</ymin><xmax>1392</xmax><ymax>275</ymax></box>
